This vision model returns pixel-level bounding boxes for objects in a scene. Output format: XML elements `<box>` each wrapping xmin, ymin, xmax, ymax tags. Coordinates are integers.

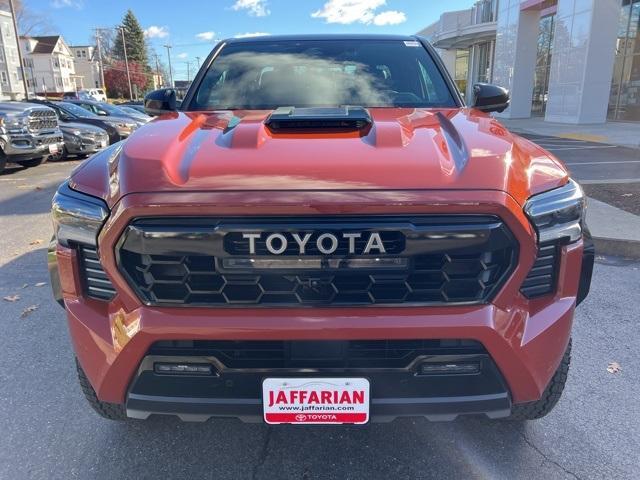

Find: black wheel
<box><xmin>0</xmin><ymin>151</ymin><xmax>6</xmax><ymax>174</ymax></box>
<box><xmin>508</xmin><ymin>339</ymin><xmax>571</xmax><ymax>420</ymax></box>
<box><xmin>18</xmin><ymin>156</ymin><xmax>46</xmax><ymax>168</ymax></box>
<box><xmin>75</xmin><ymin>359</ymin><xmax>128</xmax><ymax>420</ymax></box>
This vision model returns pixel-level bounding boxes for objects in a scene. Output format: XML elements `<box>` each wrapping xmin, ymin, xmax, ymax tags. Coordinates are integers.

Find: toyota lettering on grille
<box><xmin>241</xmin><ymin>232</ymin><xmax>387</xmax><ymax>255</ymax></box>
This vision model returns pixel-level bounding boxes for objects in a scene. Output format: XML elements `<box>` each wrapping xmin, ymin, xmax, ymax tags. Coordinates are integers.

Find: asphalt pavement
<box><xmin>1</xmin><ymin>159</ymin><xmax>639</xmax><ymax>480</ymax></box>
<box><xmin>517</xmin><ymin>133</ymin><xmax>640</xmax><ymax>184</ymax></box>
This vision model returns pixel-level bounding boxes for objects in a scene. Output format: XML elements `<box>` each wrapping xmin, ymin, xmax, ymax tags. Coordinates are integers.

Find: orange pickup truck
<box><xmin>50</xmin><ymin>35</ymin><xmax>594</xmax><ymax>424</ymax></box>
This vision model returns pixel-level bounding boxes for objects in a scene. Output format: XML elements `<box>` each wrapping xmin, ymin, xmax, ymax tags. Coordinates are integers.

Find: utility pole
<box><xmin>94</xmin><ymin>28</ymin><xmax>106</xmax><ymax>89</ymax></box>
<box><xmin>8</xmin><ymin>0</ymin><xmax>29</xmax><ymax>100</ymax></box>
<box><xmin>185</xmin><ymin>62</ymin><xmax>191</xmax><ymax>82</ymax></box>
<box><xmin>119</xmin><ymin>27</ymin><xmax>133</xmax><ymax>100</ymax></box>
<box><xmin>195</xmin><ymin>56</ymin><xmax>201</xmax><ymax>69</ymax></box>
<box><xmin>153</xmin><ymin>53</ymin><xmax>161</xmax><ymax>88</ymax></box>
<box><xmin>163</xmin><ymin>44</ymin><xmax>173</xmax><ymax>88</ymax></box>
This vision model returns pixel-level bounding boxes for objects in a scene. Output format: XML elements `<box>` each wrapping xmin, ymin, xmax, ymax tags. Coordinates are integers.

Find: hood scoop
<box><xmin>436</xmin><ymin>111</ymin><xmax>470</xmax><ymax>173</ymax></box>
<box><xmin>264</xmin><ymin>106</ymin><xmax>372</xmax><ymax>131</ymax></box>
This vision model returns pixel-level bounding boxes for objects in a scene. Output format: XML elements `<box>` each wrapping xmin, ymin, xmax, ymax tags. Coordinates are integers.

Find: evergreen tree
<box><xmin>112</xmin><ymin>10</ymin><xmax>148</xmax><ymax>67</ymax></box>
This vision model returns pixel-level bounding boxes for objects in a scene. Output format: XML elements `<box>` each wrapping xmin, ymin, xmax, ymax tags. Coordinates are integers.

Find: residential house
<box><xmin>0</xmin><ymin>10</ymin><xmax>25</xmax><ymax>100</ymax></box>
<box><xmin>20</xmin><ymin>35</ymin><xmax>79</xmax><ymax>95</ymax></box>
<box><xmin>70</xmin><ymin>45</ymin><xmax>103</xmax><ymax>89</ymax></box>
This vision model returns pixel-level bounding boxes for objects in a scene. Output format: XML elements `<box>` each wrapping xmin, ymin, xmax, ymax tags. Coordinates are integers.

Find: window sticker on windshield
<box><xmin>404</xmin><ymin>41</ymin><xmax>420</xmax><ymax>47</ymax></box>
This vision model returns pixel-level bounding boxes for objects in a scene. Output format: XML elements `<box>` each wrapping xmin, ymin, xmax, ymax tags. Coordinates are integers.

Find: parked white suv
<box><xmin>84</xmin><ymin>89</ymin><xmax>107</xmax><ymax>102</ymax></box>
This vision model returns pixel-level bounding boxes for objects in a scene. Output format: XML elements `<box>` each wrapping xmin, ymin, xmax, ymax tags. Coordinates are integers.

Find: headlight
<box><xmin>524</xmin><ymin>179</ymin><xmax>585</xmax><ymax>244</ymax></box>
<box><xmin>52</xmin><ymin>181</ymin><xmax>108</xmax><ymax>247</ymax></box>
<box><xmin>2</xmin><ymin>114</ymin><xmax>28</xmax><ymax>129</ymax></box>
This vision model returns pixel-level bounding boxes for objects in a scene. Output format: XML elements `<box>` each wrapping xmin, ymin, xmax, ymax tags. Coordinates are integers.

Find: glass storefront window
<box><xmin>472</xmin><ymin>0</ymin><xmax>498</xmax><ymax>25</ymax></box>
<box><xmin>455</xmin><ymin>49</ymin><xmax>469</xmax><ymax>98</ymax></box>
<box><xmin>608</xmin><ymin>0</ymin><xmax>640</xmax><ymax>121</ymax></box>
<box><xmin>475</xmin><ymin>42</ymin><xmax>493</xmax><ymax>84</ymax></box>
<box><xmin>532</xmin><ymin>14</ymin><xmax>555</xmax><ymax>116</ymax></box>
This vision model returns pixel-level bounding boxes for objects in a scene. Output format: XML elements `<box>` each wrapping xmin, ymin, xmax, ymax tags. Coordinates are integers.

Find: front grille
<box><xmin>34</xmin><ymin>135</ymin><xmax>62</xmax><ymax>146</ymax></box>
<box><xmin>520</xmin><ymin>243</ymin><xmax>559</xmax><ymax>298</ymax></box>
<box><xmin>117</xmin><ymin>216</ymin><xmax>517</xmax><ymax>307</ymax></box>
<box><xmin>148</xmin><ymin>339</ymin><xmax>486</xmax><ymax>369</ymax></box>
<box><xmin>28</xmin><ymin>109</ymin><xmax>58</xmax><ymax>132</ymax></box>
<box><xmin>78</xmin><ymin>245</ymin><xmax>116</xmax><ymax>300</ymax></box>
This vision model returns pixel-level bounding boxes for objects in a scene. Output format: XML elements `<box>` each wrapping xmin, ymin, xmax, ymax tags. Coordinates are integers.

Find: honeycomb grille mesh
<box><xmin>119</xmin><ymin>249</ymin><xmax>512</xmax><ymax>306</ymax></box>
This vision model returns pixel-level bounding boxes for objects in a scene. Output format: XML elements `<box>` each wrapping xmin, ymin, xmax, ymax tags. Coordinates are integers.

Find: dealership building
<box><xmin>418</xmin><ymin>0</ymin><xmax>640</xmax><ymax>124</ymax></box>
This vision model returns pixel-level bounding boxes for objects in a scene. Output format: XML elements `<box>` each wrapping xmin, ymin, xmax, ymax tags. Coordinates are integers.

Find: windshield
<box><xmin>99</xmin><ymin>103</ymin><xmax>129</xmax><ymax>116</ymax></box>
<box><xmin>119</xmin><ymin>106</ymin><xmax>149</xmax><ymax>117</ymax></box>
<box><xmin>190</xmin><ymin>40</ymin><xmax>456</xmax><ymax>110</ymax></box>
<box><xmin>58</xmin><ymin>102</ymin><xmax>100</xmax><ymax>118</ymax></box>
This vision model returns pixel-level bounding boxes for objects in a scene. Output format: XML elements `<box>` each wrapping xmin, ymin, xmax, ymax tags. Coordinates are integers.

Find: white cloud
<box><xmin>311</xmin><ymin>0</ymin><xmax>406</xmax><ymax>26</ymax></box>
<box><xmin>372</xmin><ymin>10</ymin><xmax>406</xmax><ymax>25</ymax></box>
<box><xmin>144</xmin><ymin>25</ymin><xmax>169</xmax><ymax>39</ymax></box>
<box><xmin>234</xmin><ymin>32</ymin><xmax>270</xmax><ymax>38</ymax></box>
<box><xmin>232</xmin><ymin>0</ymin><xmax>270</xmax><ymax>17</ymax></box>
<box><xmin>177</xmin><ymin>53</ymin><xmax>188</xmax><ymax>59</ymax></box>
<box><xmin>196</xmin><ymin>31</ymin><xmax>216</xmax><ymax>41</ymax></box>
<box><xmin>52</xmin><ymin>0</ymin><xmax>83</xmax><ymax>8</ymax></box>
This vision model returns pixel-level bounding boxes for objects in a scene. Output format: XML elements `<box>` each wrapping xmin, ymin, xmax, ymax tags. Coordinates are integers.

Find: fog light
<box><xmin>154</xmin><ymin>363</ymin><xmax>214</xmax><ymax>375</ymax></box>
<box><xmin>420</xmin><ymin>363</ymin><xmax>480</xmax><ymax>375</ymax></box>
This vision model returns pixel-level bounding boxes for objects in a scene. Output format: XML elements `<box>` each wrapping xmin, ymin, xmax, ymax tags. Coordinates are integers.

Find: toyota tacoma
<box><xmin>49</xmin><ymin>35</ymin><xmax>594</xmax><ymax>424</ymax></box>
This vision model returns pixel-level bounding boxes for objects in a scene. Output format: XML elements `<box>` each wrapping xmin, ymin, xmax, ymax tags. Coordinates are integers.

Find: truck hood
<box><xmin>70</xmin><ymin>108</ymin><xmax>568</xmax><ymax>207</ymax></box>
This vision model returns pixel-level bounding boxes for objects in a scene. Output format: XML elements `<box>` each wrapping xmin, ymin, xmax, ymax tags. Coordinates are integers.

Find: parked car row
<box><xmin>0</xmin><ymin>98</ymin><xmax>150</xmax><ymax>174</ymax></box>
<box><xmin>62</xmin><ymin>88</ymin><xmax>107</xmax><ymax>102</ymax></box>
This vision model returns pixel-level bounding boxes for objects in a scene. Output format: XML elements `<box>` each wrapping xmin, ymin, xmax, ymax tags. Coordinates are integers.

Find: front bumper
<box><xmin>1</xmin><ymin>132</ymin><xmax>64</xmax><ymax>160</ymax></box>
<box><xmin>52</xmin><ymin>190</ymin><xmax>592</xmax><ymax>421</ymax></box>
<box><xmin>64</xmin><ymin>135</ymin><xmax>109</xmax><ymax>155</ymax></box>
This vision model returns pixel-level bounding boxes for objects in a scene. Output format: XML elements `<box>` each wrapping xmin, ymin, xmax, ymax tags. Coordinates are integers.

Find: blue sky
<box><xmin>28</xmin><ymin>0</ymin><xmax>477</xmax><ymax>80</ymax></box>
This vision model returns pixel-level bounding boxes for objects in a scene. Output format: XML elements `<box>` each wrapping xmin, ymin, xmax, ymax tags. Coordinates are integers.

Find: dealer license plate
<box><xmin>263</xmin><ymin>378</ymin><xmax>370</xmax><ymax>425</ymax></box>
<box><xmin>48</xmin><ymin>144</ymin><xmax>58</xmax><ymax>154</ymax></box>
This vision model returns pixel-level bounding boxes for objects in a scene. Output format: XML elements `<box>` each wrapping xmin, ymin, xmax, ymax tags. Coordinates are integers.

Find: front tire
<box><xmin>508</xmin><ymin>339</ymin><xmax>571</xmax><ymax>420</ymax></box>
<box><xmin>18</xmin><ymin>156</ymin><xmax>46</xmax><ymax>168</ymax></box>
<box><xmin>76</xmin><ymin>359</ymin><xmax>127</xmax><ymax>420</ymax></box>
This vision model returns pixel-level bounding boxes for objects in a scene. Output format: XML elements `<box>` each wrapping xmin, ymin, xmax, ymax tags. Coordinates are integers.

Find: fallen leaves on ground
<box><xmin>607</xmin><ymin>362</ymin><xmax>622</xmax><ymax>374</ymax></box>
<box><xmin>621</xmin><ymin>193</ymin><xmax>633</xmax><ymax>197</ymax></box>
<box><xmin>3</xmin><ymin>295</ymin><xmax>20</xmax><ymax>302</ymax></box>
<box><xmin>29</xmin><ymin>239</ymin><xmax>43</xmax><ymax>246</ymax></box>
<box><xmin>20</xmin><ymin>304</ymin><xmax>38</xmax><ymax>318</ymax></box>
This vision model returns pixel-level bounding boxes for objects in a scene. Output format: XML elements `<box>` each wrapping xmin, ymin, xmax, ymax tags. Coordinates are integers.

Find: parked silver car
<box><xmin>0</xmin><ymin>102</ymin><xmax>64</xmax><ymax>174</ymax></box>
<box><xmin>58</xmin><ymin>122</ymin><xmax>110</xmax><ymax>159</ymax></box>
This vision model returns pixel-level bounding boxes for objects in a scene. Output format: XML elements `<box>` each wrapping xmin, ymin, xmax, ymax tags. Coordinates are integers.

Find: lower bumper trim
<box><xmin>125</xmin><ymin>391</ymin><xmax>511</xmax><ymax>423</ymax></box>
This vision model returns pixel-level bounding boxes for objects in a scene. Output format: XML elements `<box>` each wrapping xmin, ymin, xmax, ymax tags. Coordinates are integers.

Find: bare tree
<box><xmin>0</xmin><ymin>0</ymin><xmax>55</xmax><ymax>36</ymax></box>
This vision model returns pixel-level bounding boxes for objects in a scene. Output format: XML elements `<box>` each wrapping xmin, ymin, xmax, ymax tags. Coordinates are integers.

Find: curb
<box><xmin>593</xmin><ymin>236</ymin><xmax>640</xmax><ymax>260</ymax></box>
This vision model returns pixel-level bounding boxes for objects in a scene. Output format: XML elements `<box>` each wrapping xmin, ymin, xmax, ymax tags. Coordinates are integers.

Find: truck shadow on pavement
<box><xmin>84</xmin><ymin>414</ymin><xmax>552</xmax><ymax>479</ymax></box>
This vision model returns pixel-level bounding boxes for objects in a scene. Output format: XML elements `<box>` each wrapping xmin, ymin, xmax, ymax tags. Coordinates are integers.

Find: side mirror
<box><xmin>144</xmin><ymin>88</ymin><xmax>177</xmax><ymax>116</ymax></box>
<box><xmin>472</xmin><ymin>83</ymin><xmax>510</xmax><ymax>113</ymax></box>
<box><xmin>97</xmin><ymin>110</ymin><xmax>108</xmax><ymax>116</ymax></box>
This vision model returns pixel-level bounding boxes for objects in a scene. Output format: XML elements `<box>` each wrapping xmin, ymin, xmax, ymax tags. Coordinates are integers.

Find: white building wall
<box><xmin>0</xmin><ymin>11</ymin><xmax>24</xmax><ymax>100</ymax></box>
<box><xmin>545</xmin><ymin>0</ymin><xmax>621</xmax><ymax>123</ymax></box>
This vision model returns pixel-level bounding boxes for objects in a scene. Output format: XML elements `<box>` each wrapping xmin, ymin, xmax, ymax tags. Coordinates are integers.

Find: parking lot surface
<box><xmin>518</xmin><ymin>133</ymin><xmax>640</xmax><ymax>184</ymax></box>
<box><xmin>1</xmin><ymin>160</ymin><xmax>639</xmax><ymax>480</ymax></box>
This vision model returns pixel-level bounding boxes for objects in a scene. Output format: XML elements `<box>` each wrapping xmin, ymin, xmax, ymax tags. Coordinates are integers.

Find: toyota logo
<box><xmin>295</xmin><ymin>414</ymin><xmax>307</xmax><ymax>422</ymax></box>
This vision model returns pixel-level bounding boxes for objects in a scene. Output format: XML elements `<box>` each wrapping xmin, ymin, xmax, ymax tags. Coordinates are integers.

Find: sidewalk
<box><xmin>586</xmin><ymin>197</ymin><xmax>640</xmax><ymax>259</ymax></box>
<box><xmin>500</xmin><ymin>117</ymin><xmax>640</xmax><ymax>149</ymax></box>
